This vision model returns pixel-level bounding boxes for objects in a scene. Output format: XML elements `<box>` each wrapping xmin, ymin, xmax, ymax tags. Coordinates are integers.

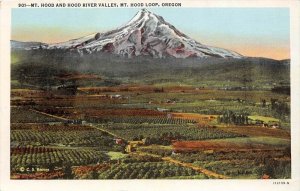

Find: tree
<box><xmin>91</xmin><ymin>170</ymin><xmax>99</xmax><ymax>179</ymax></box>
<box><xmin>270</xmin><ymin>98</ymin><xmax>278</xmax><ymax>110</ymax></box>
<box><xmin>160</xmin><ymin>169</ymin><xmax>168</xmax><ymax>178</ymax></box>
<box><xmin>261</xmin><ymin>99</ymin><xmax>266</xmax><ymax>107</ymax></box>
<box><xmin>64</xmin><ymin>165</ymin><xmax>74</xmax><ymax>179</ymax></box>
<box><xmin>219</xmin><ymin>110</ymin><xmax>249</xmax><ymax>125</ymax></box>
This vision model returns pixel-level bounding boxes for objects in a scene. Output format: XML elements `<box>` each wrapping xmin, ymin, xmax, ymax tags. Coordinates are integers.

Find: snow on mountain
<box><xmin>47</xmin><ymin>33</ymin><xmax>99</xmax><ymax>50</ymax></box>
<box><xmin>18</xmin><ymin>9</ymin><xmax>243</xmax><ymax>59</ymax></box>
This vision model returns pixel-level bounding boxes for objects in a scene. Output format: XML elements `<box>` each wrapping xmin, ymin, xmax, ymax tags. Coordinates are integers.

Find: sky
<box><xmin>12</xmin><ymin>8</ymin><xmax>290</xmax><ymax>60</ymax></box>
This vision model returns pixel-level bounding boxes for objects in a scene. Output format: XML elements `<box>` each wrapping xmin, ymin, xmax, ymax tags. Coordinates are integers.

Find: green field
<box><xmin>100</xmin><ymin>123</ymin><xmax>244</xmax><ymax>143</ymax></box>
<box><xmin>209</xmin><ymin>136</ymin><xmax>290</xmax><ymax>147</ymax></box>
<box><xmin>107</xmin><ymin>152</ymin><xmax>128</xmax><ymax>160</ymax></box>
<box><xmin>249</xmin><ymin>115</ymin><xmax>280</xmax><ymax>123</ymax></box>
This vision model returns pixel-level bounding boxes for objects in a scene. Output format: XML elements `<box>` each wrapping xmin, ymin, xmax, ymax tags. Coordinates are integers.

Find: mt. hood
<box><xmin>36</xmin><ymin>9</ymin><xmax>243</xmax><ymax>59</ymax></box>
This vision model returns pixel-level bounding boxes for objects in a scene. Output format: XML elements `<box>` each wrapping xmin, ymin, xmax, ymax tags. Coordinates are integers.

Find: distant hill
<box><xmin>11</xmin><ymin>40</ymin><xmax>47</xmax><ymax>50</ymax></box>
<box><xmin>11</xmin><ymin>49</ymin><xmax>289</xmax><ymax>89</ymax></box>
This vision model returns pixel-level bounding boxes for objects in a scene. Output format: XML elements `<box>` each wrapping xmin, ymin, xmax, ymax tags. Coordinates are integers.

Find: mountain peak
<box><xmin>124</xmin><ymin>8</ymin><xmax>159</xmax><ymax>28</ymax></box>
<box><xmin>140</xmin><ymin>8</ymin><xmax>150</xmax><ymax>13</ymax></box>
<box><xmin>137</xmin><ymin>8</ymin><xmax>154</xmax><ymax>15</ymax></box>
<box><xmin>39</xmin><ymin>10</ymin><xmax>243</xmax><ymax>59</ymax></box>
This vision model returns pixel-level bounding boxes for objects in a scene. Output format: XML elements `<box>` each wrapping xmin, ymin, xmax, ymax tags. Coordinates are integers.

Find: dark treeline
<box><xmin>217</xmin><ymin>110</ymin><xmax>249</xmax><ymax>125</ymax></box>
<box><xmin>270</xmin><ymin>98</ymin><xmax>290</xmax><ymax>120</ymax></box>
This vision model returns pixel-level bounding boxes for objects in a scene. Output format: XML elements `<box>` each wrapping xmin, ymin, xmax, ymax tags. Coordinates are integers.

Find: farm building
<box><xmin>114</xmin><ymin>138</ymin><xmax>124</xmax><ymax>145</ymax></box>
<box><xmin>262</xmin><ymin>123</ymin><xmax>269</xmax><ymax>128</ymax></box>
<box><xmin>125</xmin><ymin>141</ymin><xmax>144</xmax><ymax>153</ymax></box>
<box><xmin>110</xmin><ymin>94</ymin><xmax>122</xmax><ymax>99</ymax></box>
<box><xmin>262</xmin><ymin>174</ymin><xmax>270</xmax><ymax>179</ymax></box>
<box><xmin>167</xmin><ymin>113</ymin><xmax>173</xmax><ymax>119</ymax></box>
<box><xmin>157</xmin><ymin>108</ymin><xmax>169</xmax><ymax>112</ymax></box>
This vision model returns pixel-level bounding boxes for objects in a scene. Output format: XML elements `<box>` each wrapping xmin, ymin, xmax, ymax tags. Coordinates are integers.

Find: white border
<box><xmin>1</xmin><ymin>0</ymin><xmax>300</xmax><ymax>191</ymax></box>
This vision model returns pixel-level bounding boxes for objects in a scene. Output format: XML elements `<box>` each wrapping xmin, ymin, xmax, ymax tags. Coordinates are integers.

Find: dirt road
<box><xmin>30</xmin><ymin>109</ymin><xmax>69</xmax><ymax>121</ymax></box>
<box><xmin>162</xmin><ymin>156</ymin><xmax>230</xmax><ymax>179</ymax></box>
<box><xmin>134</xmin><ymin>151</ymin><xmax>230</xmax><ymax>179</ymax></box>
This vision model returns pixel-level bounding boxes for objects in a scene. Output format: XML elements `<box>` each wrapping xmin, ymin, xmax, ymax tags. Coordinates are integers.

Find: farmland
<box><xmin>171</xmin><ymin>148</ymin><xmax>290</xmax><ymax>178</ymax></box>
<box><xmin>10</xmin><ymin>53</ymin><xmax>291</xmax><ymax>180</ymax></box>
<box><xmin>11</xmin><ymin>146</ymin><xmax>109</xmax><ymax>171</ymax></box>
<box><xmin>10</xmin><ymin>83</ymin><xmax>291</xmax><ymax>179</ymax></box>
<box><xmin>72</xmin><ymin>156</ymin><xmax>208</xmax><ymax>179</ymax></box>
<box><xmin>99</xmin><ymin>124</ymin><xmax>244</xmax><ymax>144</ymax></box>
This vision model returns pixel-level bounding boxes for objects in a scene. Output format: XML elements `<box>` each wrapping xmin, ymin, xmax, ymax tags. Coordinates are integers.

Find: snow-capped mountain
<box><xmin>16</xmin><ymin>9</ymin><xmax>243</xmax><ymax>59</ymax></box>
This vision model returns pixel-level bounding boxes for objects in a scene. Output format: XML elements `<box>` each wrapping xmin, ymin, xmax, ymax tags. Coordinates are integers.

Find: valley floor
<box><xmin>10</xmin><ymin>86</ymin><xmax>291</xmax><ymax>179</ymax></box>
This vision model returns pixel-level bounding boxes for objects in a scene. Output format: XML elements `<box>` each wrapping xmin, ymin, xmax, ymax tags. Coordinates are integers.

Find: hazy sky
<box><xmin>12</xmin><ymin>8</ymin><xmax>290</xmax><ymax>60</ymax></box>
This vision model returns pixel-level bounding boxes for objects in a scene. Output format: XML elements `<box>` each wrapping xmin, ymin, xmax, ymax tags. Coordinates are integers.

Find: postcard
<box><xmin>0</xmin><ymin>0</ymin><xmax>300</xmax><ymax>191</ymax></box>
